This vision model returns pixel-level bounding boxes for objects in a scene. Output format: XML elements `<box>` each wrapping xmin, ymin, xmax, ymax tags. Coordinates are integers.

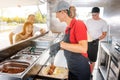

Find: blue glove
<box><xmin>62</xmin><ymin>34</ymin><xmax>69</xmax><ymax>43</ymax></box>
<box><xmin>49</xmin><ymin>42</ymin><xmax>60</xmax><ymax>56</ymax></box>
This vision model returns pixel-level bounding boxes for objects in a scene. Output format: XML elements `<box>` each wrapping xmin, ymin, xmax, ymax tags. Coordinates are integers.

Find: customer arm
<box><xmin>98</xmin><ymin>32</ymin><xmax>107</xmax><ymax>40</ymax></box>
<box><xmin>60</xmin><ymin>40</ymin><xmax>88</xmax><ymax>53</ymax></box>
<box><xmin>15</xmin><ymin>34</ymin><xmax>22</xmax><ymax>43</ymax></box>
<box><xmin>9</xmin><ymin>32</ymin><xmax>14</xmax><ymax>44</ymax></box>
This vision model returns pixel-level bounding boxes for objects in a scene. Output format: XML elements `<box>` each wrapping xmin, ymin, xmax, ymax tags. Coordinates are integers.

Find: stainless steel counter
<box><xmin>98</xmin><ymin>41</ymin><xmax>120</xmax><ymax>80</ymax></box>
<box><xmin>0</xmin><ymin>32</ymin><xmax>65</xmax><ymax>80</ymax></box>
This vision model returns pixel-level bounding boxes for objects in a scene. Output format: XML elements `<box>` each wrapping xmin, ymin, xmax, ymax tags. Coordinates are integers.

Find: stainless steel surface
<box><xmin>0</xmin><ymin>61</ymin><xmax>29</xmax><ymax>74</ymax></box>
<box><xmin>0</xmin><ymin>54</ymin><xmax>40</xmax><ymax>78</ymax></box>
<box><xmin>0</xmin><ymin>37</ymin><xmax>40</xmax><ymax>79</ymax></box>
<box><xmin>1</xmin><ymin>44</ymin><xmax>48</xmax><ymax>78</ymax></box>
<box><xmin>114</xmin><ymin>40</ymin><xmax>120</xmax><ymax>54</ymax></box>
<box><xmin>99</xmin><ymin>42</ymin><xmax>120</xmax><ymax>80</ymax></box>
<box><xmin>0</xmin><ymin>32</ymin><xmax>63</xmax><ymax>79</ymax></box>
<box><xmin>108</xmin><ymin>57</ymin><xmax>120</xmax><ymax>80</ymax></box>
<box><xmin>31</xmin><ymin>33</ymin><xmax>62</xmax><ymax>49</ymax></box>
<box><xmin>37</xmin><ymin>65</ymin><xmax>68</xmax><ymax>79</ymax></box>
<box><xmin>0</xmin><ymin>41</ymin><xmax>31</xmax><ymax>62</ymax></box>
<box><xmin>17</xmin><ymin>46</ymin><xmax>45</xmax><ymax>55</ymax></box>
<box><xmin>32</xmin><ymin>40</ymin><xmax>53</xmax><ymax>49</ymax></box>
<box><xmin>0</xmin><ymin>32</ymin><xmax>48</xmax><ymax>62</ymax></box>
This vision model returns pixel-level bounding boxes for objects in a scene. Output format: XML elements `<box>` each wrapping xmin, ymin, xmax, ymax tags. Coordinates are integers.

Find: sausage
<box><xmin>48</xmin><ymin>64</ymin><xmax>56</xmax><ymax>75</ymax></box>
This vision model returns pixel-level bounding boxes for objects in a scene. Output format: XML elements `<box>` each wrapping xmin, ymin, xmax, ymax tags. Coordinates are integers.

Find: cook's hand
<box><xmin>49</xmin><ymin>42</ymin><xmax>60</xmax><ymax>57</ymax></box>
<box><xmin>60</xmin><ymin>41</ymin><xmax>65</xmax><ymax>50</ymax></box>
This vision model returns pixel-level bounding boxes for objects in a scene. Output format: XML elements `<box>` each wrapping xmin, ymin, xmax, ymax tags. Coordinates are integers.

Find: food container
<box><xmin>17</xmin><ymin>46</ymin><xmax>45</xmax><ymax>55</ymax></box>
<box><xmin>31</xmin><ymin>35</ymin><xmax>56</xmax><ymax>49</ymax></box>
<box><xmin>0</xmin><ymin>59</ymin><xmax>40</xmax><ymax>78</ymax></box>
<box><xmin>32</xmin><ymin>40</ymin><xmax>53</xmax><ymax>49</ymax></box>
<box><xmin>38</xmin><ymin>65</ymin><xmax>68</xmax><ymax>80</ymax></box>
<box><xmin>0</xmin><ymin>61</ymin><xmax>30</xmax><ymax>74</ymax></box>
<box><xmin>10</xmin><ymin>54</ymin><xmax>39</xmax><ymax>63</ymax></box>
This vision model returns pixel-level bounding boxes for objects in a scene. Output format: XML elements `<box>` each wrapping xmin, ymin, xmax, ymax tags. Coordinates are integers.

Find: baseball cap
<box><xmin>55</xmin><ymin>1</ymin><xmax>70</xmax><ymax>12</ymax></box>
<box><xmin>91</xmin><ymin>7</ymin><xmax>100</xmax><ymax>13</ymax></box>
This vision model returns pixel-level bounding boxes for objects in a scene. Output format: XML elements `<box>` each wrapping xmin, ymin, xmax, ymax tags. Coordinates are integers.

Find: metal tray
<box><xmin>32</xmin><ymin>40</ymin><xmax>52</xmax><ymax>49</ymax></box>
<box><xmin>0</xmin><ymin>61</ymin><xmax>30</xmax><ymax>74</ymax></box>
<box><xmin>10</xmin><ymin>55</ymin><xmax>39</xmax><ymax>62</ymax></box>
<box><xmin>38</xmin><ymin>65</ymin><xmax>68</xmax><ymax>79</ymax></box>
<box><xmin>17</xmin><ymin>46</ymin><xmax>45</xmax><ymax>55</ymax></box>
<box><xmin>0</xmin><ymin>54</ymin><xmax>40</xmax><ymax>78</ymax></box>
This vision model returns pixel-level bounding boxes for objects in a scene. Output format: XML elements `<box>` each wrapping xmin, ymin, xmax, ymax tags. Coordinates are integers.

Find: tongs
<box><xmin>48</xmin><ymin>55</ymin><xmax>56</xmax><ymax>75</ymax></box>
<box><xmin>50</xmin><ymin>55</ymin><xmax>55</xmax><ymax>65</ymax></box>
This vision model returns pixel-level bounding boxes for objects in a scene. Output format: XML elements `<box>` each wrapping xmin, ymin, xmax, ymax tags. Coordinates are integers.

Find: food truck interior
<box><xmin>0</xmin><ymin>0</ymin><xmax>120</xmax><ymax>80</ymax></box>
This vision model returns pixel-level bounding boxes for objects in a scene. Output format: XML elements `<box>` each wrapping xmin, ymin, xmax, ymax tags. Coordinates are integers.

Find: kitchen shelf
<box><xmin>99</xmin><ymin>65</ymin><xmax>107</xmax><ymax>80</ymax></box>
<box><xmin>98</xmin><ymin>42</ymin><xmax>120</xmax><ymax>80</ymax></box>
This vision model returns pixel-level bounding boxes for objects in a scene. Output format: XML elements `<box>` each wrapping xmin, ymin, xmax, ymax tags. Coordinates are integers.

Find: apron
<box><xmin>88</xmin><ymin>40</ymin><xmax>99</xmax><ymax>62</ymax></box>
<box><xmin>63</xmin><ymin>28</ymin><xmax>90</xmax><ymax>80</ymax></box>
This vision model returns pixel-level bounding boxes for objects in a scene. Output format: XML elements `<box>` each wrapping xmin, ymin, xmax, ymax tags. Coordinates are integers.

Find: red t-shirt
<box><xmin>65</xmin><ymin>18</ymin><xmax>88</xmax><ymax>58</ymax></box>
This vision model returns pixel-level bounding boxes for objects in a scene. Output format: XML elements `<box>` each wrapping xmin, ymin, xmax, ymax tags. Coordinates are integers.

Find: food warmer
<box><xmin>0</xmin><ymin>32</ymin><xmax>68</xmax><ymax>80</ymax></box>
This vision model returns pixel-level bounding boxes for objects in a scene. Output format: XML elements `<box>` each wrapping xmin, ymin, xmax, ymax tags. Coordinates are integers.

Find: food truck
<box><xmin>0</xmin><ymin>0</ymin><xmax>120</xmax><ymax>80</ymax></box>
